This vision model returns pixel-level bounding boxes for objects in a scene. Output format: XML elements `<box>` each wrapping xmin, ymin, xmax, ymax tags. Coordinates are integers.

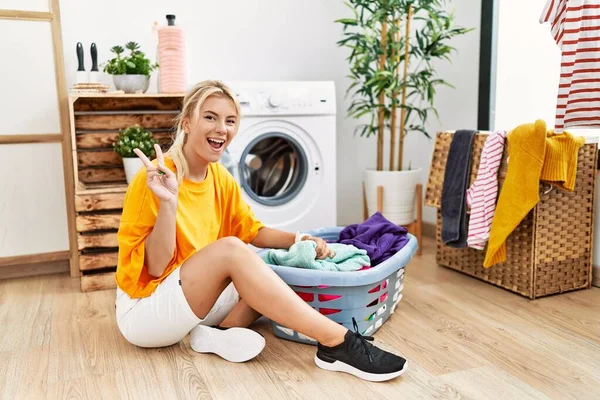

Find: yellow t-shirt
<box><xmin>115</xmin><ymin>158</ymin><xmax>264</xmax><ymax>298</ymax></box>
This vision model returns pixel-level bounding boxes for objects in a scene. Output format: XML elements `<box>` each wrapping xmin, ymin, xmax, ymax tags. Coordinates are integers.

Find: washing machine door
<box><xmin>227</xmin><ymin>118</ymin><xmax>334</xmax><ymax>232</ymax></box>
<box><xmin>236</xmin><ymin>131</ymin><xmax>308</xmax><ymax>206</ymax></box>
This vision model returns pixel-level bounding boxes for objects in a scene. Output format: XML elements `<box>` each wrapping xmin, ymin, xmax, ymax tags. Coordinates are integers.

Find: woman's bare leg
<box><xmin>219</xmin><ymin>299</ymin><xmax>261</xmax><ymax>328</ymax></box>
<box><xmin>180</xmin><ymin>236</ymin><xmax>347</xmax><ymax>346</ymax></box>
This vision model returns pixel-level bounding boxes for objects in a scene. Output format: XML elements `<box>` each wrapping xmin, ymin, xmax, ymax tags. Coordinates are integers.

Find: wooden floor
<box><xmin>1</xmin><ymin>238</ymin><xmax>599</xmax><ymax>400</ymax></box>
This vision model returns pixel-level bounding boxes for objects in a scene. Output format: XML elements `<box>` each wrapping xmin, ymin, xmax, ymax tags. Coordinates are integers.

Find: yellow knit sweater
<box><xmin>540</xmin><ymin>129</ymin><xmax>585</xmax><ymax>191</ymax></box>
<box><xmin>483</xmin><ymin>120</ymin><xmax>585</xmax><ymax>268</ymax></box>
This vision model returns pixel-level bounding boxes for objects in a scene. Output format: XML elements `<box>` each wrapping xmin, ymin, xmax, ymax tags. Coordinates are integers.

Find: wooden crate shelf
<box><xmin>81</xmin><ymin>271</ymin><xmax>118</xmax><ymax>292</ymax></box>
<box><xmin>74</xmin><ymin>188</ymin><xmax>123</xmax><ymax>291</ymax></box>
<box><xmin>76</xmin><ymin>130</ymin><xmax>173</xmax><ymax>150</ymax></box>
<box><xmin>68</xmin><ymin>93</ymin><xmax>184</xmax><ymax>292</ymax></box>
<box><xmin>78</xmin><ymin>232</ymin><xmax>118</xmax><ymax>251</ymax></box>
<box><xmin>75</xmin><ymin>190</ymin><xmax>128</xmax><ymax>211</ymax></box>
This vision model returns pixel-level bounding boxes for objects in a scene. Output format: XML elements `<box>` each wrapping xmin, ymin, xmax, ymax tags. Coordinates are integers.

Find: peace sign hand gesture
<box><xmin>134</xmin><ymin>144</ymin><xmax>179</xmax><ymax>203</ymax></box>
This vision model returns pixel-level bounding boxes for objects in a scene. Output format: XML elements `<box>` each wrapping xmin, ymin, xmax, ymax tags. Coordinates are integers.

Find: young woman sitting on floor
<box><xmin>114</xmin><ymin>80</ymin><xmax>407</xmax><ymax>382</ymax></box>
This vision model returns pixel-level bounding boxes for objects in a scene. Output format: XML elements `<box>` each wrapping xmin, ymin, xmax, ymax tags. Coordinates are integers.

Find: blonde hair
<box><xmin>167</xmin><ymin>80</ymin><xmax>241</xmax><ymax>183</ymax></box>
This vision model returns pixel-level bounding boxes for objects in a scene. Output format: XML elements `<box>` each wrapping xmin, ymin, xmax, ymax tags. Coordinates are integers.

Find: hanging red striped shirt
<box><xmin>466</xmin><ymin>130</ymin><xmax>507</xmax><ymax>250</ymax></box>
<box><xmin>540</xmin><ymin>0</ymin><xmax>600</xmax><ymax>132</ymax></box>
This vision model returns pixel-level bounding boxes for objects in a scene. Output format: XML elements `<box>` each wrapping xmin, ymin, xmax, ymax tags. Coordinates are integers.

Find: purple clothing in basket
<box><xmin>336</xmin><ymin>212</ymin><xmax>409</xmax><ymax>266</ymax></box>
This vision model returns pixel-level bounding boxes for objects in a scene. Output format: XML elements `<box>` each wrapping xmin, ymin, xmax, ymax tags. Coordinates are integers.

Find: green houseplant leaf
<box><xmin>113</xmin><ymin>125</ymin><xmax>158</xmax><ymax>158</ymax></box>
<box><xmin>336</xmin><ymin>0</ymin><xmax>474</xmax><ymax>171</ymax></box>
<box><xmin>103</xmin><ymin>41</ymin><xmax>159</xmax><ymax>76</ymax></box>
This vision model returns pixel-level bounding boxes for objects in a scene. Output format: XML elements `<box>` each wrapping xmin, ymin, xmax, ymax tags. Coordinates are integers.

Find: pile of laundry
<box><xmin>261</xmin><ymin>212</ymin><xmax>410</xmax><ymax>271</ymax></box>
<box><xmin>441</xmin><ymin>120</ymin><xmax>585</xmax><ymax>267</ymax></box>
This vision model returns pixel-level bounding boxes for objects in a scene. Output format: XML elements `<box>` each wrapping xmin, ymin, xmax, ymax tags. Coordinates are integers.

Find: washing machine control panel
<box><xmin>229</xmin><ymin>82</ymin><xmax>336</xmax><ymax>116</ymax></box>
<box><xmin>268</xmin><ymin>94</ymin><xmax>283</xmax><ymax>108</ymax></box>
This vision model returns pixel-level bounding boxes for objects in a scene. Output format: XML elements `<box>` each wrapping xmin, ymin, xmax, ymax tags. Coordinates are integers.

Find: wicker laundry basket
<box><xmin>425</xmin><ymin>131</ymin><xmax>597</xmax><ymax>299</ymax></box>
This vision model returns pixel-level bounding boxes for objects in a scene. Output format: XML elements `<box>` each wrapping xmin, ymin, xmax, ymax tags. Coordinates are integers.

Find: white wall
<box><xmin>58</xmin><ymin>0</ymin><xmax>481</xmax><ymax>227</ymax></box>
<box><xmin>491</xmin><ymin>0</ymin><xmax>561</xmax><ymax>129</ymax></box>
<box><xmin>0</xmin><ymin>16</ymin><xmax>69</xmax><ymax>257</ymax></box>
<box><xmin>402</xmin><ymin>0</ymin><xmax>482</xmax><ymax>225</ymax></box>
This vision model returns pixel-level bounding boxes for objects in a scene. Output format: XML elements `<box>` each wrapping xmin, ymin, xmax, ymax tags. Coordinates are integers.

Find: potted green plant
<box><xmin>114</xmin><ymin>125</ymin><xmax>158</xmax><ymax>183</ymax></box>
<box><xmin>336</xmin><ymin>0</ymin><xmax>472</xmax><ymax>225</ymax></box>
<box><xmin>103</xmin><ymin>41</ymin><xmax>159</xmax><ymax>93</ymax></box>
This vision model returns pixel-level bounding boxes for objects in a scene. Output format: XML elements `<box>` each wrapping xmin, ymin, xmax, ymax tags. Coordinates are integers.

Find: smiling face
<box><xmin>182</xmin><ymin>94</ymin><xmax>238</xmax><ymax>164</ymax></box>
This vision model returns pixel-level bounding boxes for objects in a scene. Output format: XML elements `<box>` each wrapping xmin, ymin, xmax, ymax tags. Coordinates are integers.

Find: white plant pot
<box><xmin>363</xmin><ymin>168</ymin><xmax>422</xmax><ymax>226</ymax></box>
<box><xmin>113</xmin><ymin>74</ymin><xmax>150</xmax><ymax>93</ymax></box>
<box><xmin>123</xmin><ymin>157</ymin><xmax>144</xmax><ymax>183</ymax></box>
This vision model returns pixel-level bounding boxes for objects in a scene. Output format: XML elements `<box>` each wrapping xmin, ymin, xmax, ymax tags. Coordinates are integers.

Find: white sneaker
<box><xmin>189</xmin><ymin>325</ymin><xmax>265</xmax><ymax>363</ymax></box>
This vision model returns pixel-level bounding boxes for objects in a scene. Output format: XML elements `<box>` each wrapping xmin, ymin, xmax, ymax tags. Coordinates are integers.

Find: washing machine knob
<box><xmin>237</xmin><ymin>91</ymin><xmax>250</xmax><ymax>105</ymax></box>
<box><xmin>268</xmin><ymin>94</ymin><xmax>283</xmax><ymax>108</ymax></box>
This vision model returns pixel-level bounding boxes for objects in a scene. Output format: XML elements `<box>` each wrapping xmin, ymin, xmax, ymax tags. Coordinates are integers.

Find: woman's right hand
<box><xmin>134</xmin><ymin>144</ymin><xmax>179</xmax><ymax>203</ymax></box>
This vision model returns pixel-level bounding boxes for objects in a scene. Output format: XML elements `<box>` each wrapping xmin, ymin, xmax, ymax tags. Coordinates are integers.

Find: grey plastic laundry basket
<box><xmin>258</xmin><ymin>226</ymin><xmax>418</xmax><ymax>345</ymax></box>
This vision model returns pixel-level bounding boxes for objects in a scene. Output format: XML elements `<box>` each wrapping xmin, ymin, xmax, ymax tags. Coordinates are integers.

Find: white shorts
<box><xmin>115</xmin><ymin>267</ymin><xmax>240</xmax><ymax>348</ymax></box>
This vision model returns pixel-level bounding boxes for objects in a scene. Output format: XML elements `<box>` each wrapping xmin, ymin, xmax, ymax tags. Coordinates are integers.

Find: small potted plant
<box><xmin>103</xmin><ymin>41</ymin><xmax>158</xmax><ymax>93</ymax></box>
<box><xmin>114</xmin><ymin>125</ymin><xmax>158</xmax><ymax>183</ymax></box>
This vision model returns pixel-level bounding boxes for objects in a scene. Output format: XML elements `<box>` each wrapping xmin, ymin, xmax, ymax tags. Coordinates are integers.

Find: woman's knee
<box><xmin>215</xmin><ymin>236</ymin><xmax>248</xmax><ymax>252</ymax></box>
<box><xmin>213</xmin><ymin>237</ymin><xmax>252</xmax><ymax>263</ymax></box>
<box><xmin>212</xmin><ymin>237</ymin><xmax>267</xmax><ymax>272</ymax></box>
<box><xmin>183</xmin><ymin>237</ymin><xmax>249</xmax><ymax>277</ymax></box>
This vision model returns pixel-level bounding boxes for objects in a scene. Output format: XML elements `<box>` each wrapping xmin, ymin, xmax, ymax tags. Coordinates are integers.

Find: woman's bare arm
<box><xmin>133</xmin><ymin>145</ymin><xmax>180</xmax><ymax>277</ymax></box>
<box><xmin>145</xmin><ymin>199</ymin><xmax>178</xmax><ymax>277</ymax></box>
<box><xmin>251</xmin><ymin>227</ymin><xmax>334</xmax><ymax>259</ymax></box>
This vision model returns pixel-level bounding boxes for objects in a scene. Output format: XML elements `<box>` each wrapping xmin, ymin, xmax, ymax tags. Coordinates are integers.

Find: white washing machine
<box><xmin>222</xmin><ymin>81</ymin><xmax>337</xmax><ymax>233</ymax></box>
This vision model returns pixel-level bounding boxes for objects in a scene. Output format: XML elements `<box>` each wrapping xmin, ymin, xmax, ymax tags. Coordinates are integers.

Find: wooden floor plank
<box><xmin>513</xmin><ymin>292</ymin><xmax>600</xmax><ymax>344</ymax></box>
<box><xmin>431</xmin><ymin>260</ymin><xmax>600</xmax><ymax>343</ymax></box>
<box><xmin>0</xmin><ymin>351</ymin><xmax>10</xmax><ymax>398</ymax></box>
<box><xmin>77</xmin><ymin>289</ymin><xmax>125</xmax><ymax>377</ymax></box>
<box><xmin>160</xmin><ymin>343</ymin><xmax>212</xmax><ymax>400</ymax></box>
<box><xmin>0</xmin><ymin>276</ymin><xmax>55</xmax><ymax>352</ymax></box>
<box><xmin>439</xmin><ymin>366</ymin><xmax>551</xmax><ymax>400</ymax></box>
<box><xmin>0</xmin><ymin>346</ymin><xmax>50</xmax><ymax>400</ymax></box>
<box><xmin>362</xmin><ymin>360</ymin><xmax>468</xmax><ymax>399</ymax></box>
<box><xmin>111</xmin><ymin>345</ymin><xmax>170</xmax><ymax>400</ymax></box>
<box><xmin>48</xmin><ymin>276</ymin><xmax>89</xmax><ymax>383</ymax></box>
<box><xmin>376</xmin><ymin>301</ymin><xmax>491</xmax><ymax>375</ymax></box>
<box><xmin>0</xmin><ymin>238</ymin><xmax>598</xmax><ymax>399</ymax></box>
<box><xmin>440</xmin><ymin>283</ymin><xmax>600</xmax><ymax>375</ymax></box>
<box><xmin>47</xmin><ymin>378</ymin><xmax>91</xmax><ymax>400</ymax></box>
<box><xmin>405</xmin><ymin>281</ymin><xmax>600</xmax><ymax>399</ymax></box>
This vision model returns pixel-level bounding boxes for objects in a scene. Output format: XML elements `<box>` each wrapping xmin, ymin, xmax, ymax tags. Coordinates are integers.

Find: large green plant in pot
<box><xmin>337</xmin><ymin>0</ymin><xmax>472</xmax><ymax>225</ymax></box>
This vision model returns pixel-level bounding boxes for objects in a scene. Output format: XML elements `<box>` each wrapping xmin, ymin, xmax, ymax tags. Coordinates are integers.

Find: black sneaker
<box><xmin>314</xmin><ymin>318</ymin><xmax>407</xmax><ymax>382</ymax></box>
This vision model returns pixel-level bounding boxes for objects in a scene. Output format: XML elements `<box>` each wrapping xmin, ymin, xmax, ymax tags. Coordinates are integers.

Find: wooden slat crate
<box><xmin>69</xmin><ymin>94</ymin><xmax>183</xmax><ymax>192</ymax></box>
<box><xmin>68</xmin><ymin>93</ymin><xmax>184</xmax><ymax>292</ymax></box>
<box><xmin>75</xmin><ymin>189</ymin><xmax>124</xmax><ymax>292</ymax></box>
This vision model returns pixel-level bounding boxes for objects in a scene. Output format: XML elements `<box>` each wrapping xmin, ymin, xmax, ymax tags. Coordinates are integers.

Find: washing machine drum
<box><xmin>238</xmin><ymin>134</ymin><xmax>308</xmax><ymax>206</ymax></box>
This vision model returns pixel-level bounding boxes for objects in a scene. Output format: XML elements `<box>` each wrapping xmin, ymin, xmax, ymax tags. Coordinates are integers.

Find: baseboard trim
<box><xmin>0</xmin><ymin>250</ymin><xmax>70</xmax><ymax>268</ymax></box>
<box><xmin>0</xmin><ymin>260</ymin><xmax>70</xmax><ymax>280</ymax></box>
<box><xmin>593</xmin><ymin>265</ymin><xmax>600</xmax><ymax>288</ymax></box>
